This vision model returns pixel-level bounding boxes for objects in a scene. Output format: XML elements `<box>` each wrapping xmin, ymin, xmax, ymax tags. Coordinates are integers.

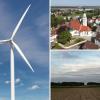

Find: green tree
<box><xmin>57</xmin><ymin>15</ymin><xmax>64</xmax><ymax>25</ymax></box>
<box><xmin>57</xmin><ymin>26</ymin><xmax>67</xmax><ymax>34</ymax></box>
<box><xmin>57</xmin><ymin>31</ymin><xmax>72</xmax><ymax>44</ymax></box>
<box><xmin>51</xmin><ymin>15</ymin><xmax>58</xmax><ymax>27</ymax></box>
<box><xmin>94</xmin><ymin>9</ymin><xmax>100</xmax><ymax>16</ymax></box>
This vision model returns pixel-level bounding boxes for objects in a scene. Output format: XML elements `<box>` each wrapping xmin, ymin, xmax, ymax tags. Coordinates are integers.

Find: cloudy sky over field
<box><xmin>51</xmin><ymin>51</ymin><xmax>100</xmax><ymax>83</ymax></box>
<box><xmin>51</xmin><ymin>0</ymin><xmax>100</xmax><ymax>6</ymax></box>
<box><xmin>0</xmin><ymin>0</ymin><xmax>49</xmax><ymax>100</ymax></box>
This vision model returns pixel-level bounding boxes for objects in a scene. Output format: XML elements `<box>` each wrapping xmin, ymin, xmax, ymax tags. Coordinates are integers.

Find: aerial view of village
<box><xmin>51</xmin><ymin>6</ymin><xmax>100</xmax><ymax>49</ymax></box>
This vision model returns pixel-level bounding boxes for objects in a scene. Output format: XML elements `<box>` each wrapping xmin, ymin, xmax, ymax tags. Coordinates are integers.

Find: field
<box><xmin>51</xmin><ymin>87</ymin><xmax>100</xmax><ymax>100</ymax></box>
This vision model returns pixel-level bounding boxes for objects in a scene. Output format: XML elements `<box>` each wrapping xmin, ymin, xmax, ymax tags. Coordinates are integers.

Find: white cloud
<box><xmin>5</xmin><ymin>80</ymin><xmax>10</xmax><ymax>84</ymax></box>
<box><xmin>5</xmin><ymin>78</ymin><xmax>21</xmax><ymax>85</ymax></box>
<box><xmin>52</xmin><ymin>63</ymin><xmax>100</xmax><ymax>79</ymax></box>
<box><xmin>62</xmin><ymin>63</ymin><xmax>100</xmax><ymax>72</ymax></box>
<box><xmin>51</xmin><ymin>51</ymin><xmax>100</xmax><ymax>82</ymax></box>
<box><xmin>28</xmin><ymin>85</ymin><xmax>40</xmax><ymax>90</ymax></box>
<box><xmin>33</xmin><ymin>80</ymin><xmax>49</xmax><ymax>89</ymax></box>
<box><xmin>15</xmin><ymin>78</ymin><xmax>21</xmax><ymax>84</ymax></box>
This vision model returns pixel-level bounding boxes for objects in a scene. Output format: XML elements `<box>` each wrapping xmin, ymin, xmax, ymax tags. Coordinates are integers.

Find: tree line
<box><xmin>51</xmin><ymin>82</ymin><xmax>100</xmax><ymax>87</ymax></box>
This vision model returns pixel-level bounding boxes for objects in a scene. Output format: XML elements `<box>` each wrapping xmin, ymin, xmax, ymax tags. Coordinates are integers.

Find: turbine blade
<box><xmin>11</xmin><ymin>4</ymin><xmax>31</xmax><ymax>39</ymax></box>
<box><xmin>0</xmin><ymin>39</ymin><xmax>9</xmax><ymax>44</ymax></box>
<box><xmin>10</xmin><ymin>46</ymin><xmax>15</xmax><ymax>100</ymax></box>
<box><xmin>12</xmin><ymin>41</ymin><xmax>34</xmax><ymax>72</ymax></box>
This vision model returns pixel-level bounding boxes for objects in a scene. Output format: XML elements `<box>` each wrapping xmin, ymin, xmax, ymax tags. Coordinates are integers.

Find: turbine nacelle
<box><xmin>0</xmin><ymin>39</ymin><xmax>14</xmax><ymax>46</ymax></box>
<box><xmin>0</xmin><ymin>38</ymin><xmax>34</xmax><ymax>72</ymax></box>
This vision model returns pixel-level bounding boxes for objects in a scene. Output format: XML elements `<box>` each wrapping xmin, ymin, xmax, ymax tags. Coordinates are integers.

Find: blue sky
<box><xmin>51</xmin><ymin>0</ymin><xmax>100</xmax><ymax>6</ymax></box>
<box><xmin>51</xmin><ymin>51</ymin><xmax>100</xmax><ymax>83</ymax></box>
<box><xmin>0</xmin><ymin>0</ymin><xmax>49</xmax><ymax>100</ymax></box>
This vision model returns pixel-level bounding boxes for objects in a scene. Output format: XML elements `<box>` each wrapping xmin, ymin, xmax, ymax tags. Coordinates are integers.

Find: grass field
<box><xmin>51</xmin><ymin>87</ymin><xmax>100</xmax><ymax>100</ymax></box>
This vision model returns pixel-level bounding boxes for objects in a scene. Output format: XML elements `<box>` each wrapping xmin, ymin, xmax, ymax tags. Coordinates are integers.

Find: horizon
<box><xmin>51</xmin><ymin>51</ymin><xmax>100</xmax><ymax>83</ymax></box>
<box><xmin>51</xmin><ymin>0</ymin><xmax>100</xmax><ymax>6</ymax></box>
<box><xmin>51</xmin><ymin>81</ymin><xmax>100</xmax><ymax>83</ymax></box>
<box><xmin>51</xmin><ymin>5</ymin><xmax>100</xmax><ymax>7</ymax></box>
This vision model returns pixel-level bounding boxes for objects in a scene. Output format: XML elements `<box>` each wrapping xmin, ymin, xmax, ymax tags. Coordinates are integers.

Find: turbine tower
<box><xmin>0</xmin><ymin>4</ymin><xmax>34</xmax><ymax>100</ymax></box>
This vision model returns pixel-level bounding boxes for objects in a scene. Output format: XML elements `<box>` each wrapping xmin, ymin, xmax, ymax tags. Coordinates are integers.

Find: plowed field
<box><xmin>51</xmin><ymin>87</ymin><xmax>100</xmax><ymax>100</ymax></box>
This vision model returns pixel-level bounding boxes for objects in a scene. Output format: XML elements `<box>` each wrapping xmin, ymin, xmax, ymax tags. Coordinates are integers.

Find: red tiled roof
<box><xmin>69</xmin><ymin>20</ymin><xmax>91</xmax><ymax>32</ymax></box>
<box><xmin>69</xmin><ymin>20</ymin><xmax>80</xmax><ymax>30</ymax></box>
<box><xmin>79</xmin><ymin>25</ymin><xmax>91</xmax><ymax>32</ymax></box>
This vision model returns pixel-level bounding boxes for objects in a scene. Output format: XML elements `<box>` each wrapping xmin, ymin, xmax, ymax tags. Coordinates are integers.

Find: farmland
<box><xmin>51</xmin><ymin>87</ymin><xmax>100</xmax><ymax>100</ymax></box>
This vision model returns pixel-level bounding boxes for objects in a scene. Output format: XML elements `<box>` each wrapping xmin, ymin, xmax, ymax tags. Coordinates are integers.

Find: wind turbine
<box><xmin>0</xmin><ymin>4</ymin><xmax>34</xmax><ymax>100</ymax></box>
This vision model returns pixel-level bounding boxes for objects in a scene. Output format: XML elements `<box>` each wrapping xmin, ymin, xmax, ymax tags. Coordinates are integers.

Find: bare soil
<box><xmin>51</xmin><ymin>87</ymin><xmax>100</xmax><ymax>100</ymax></box>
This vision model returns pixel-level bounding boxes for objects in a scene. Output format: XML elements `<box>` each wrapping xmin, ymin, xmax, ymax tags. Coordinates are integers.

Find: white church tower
<box><xmin>83</xmin><ymin>13</ymin><xmax>87</xmax><ymax>26</ymax></box>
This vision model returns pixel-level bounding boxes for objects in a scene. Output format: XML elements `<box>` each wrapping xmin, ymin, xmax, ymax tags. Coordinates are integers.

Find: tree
<box><xmin>57</xmin><ymin>15</ymin><xmax>64</xmax><ymax>25</ymax></box>
<box><xmin>57</xmin><ymin>31</ymin><xmax>72</xmax><ymax>44</ymax></box>
<box><xmin>87</xmin><ymin>82</ymin><xmax>100</xmax><ymax>86</ymax></box>
<box><xmin>57</xmin><ymin>26</ymin><xmax>67</xmax><ymax>34</ymax></box>
<box><xmin>51</xmin><ymin>14</ymin><xmax>58</xmax><ymax>27</ymax></box>
<box><xmin>92</xmin><ymin>26</ymin><xmax>97</xmax><ymax>32</ymax></box>
<box><xmin>51</xmin><ymin>15</ymin><xmax>65</xmax><ymax>27</ymax></box>
<box><xmin>94</xmin><ymin>9</ymin><xmax>100</xmax><ymax>16</ymax></box>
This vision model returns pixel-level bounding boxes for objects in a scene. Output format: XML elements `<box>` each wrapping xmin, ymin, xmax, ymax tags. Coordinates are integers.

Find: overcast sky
<box><xmin>51</xmin><ymin>51</ymin><xmax>100</xmax><ymax>83</ymax></box>
<box><xmin>51</xmin><ymin>0</ymin><xmax>100</xmax><ymax>6</ymax></box>
<box><xmin>0</xmin><ymin>0</ymin><xmax>49</xmax><ymax>100</ymax></box>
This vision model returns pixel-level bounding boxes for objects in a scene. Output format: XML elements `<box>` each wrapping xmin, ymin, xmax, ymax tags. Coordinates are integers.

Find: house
<box><xmin>88</xmin><ymin>18</ymin><xmax>95</xmax><ymax>24</ymax></box>
<box><xmin>81</xmin><ymin>41</ymin><xmax>99</xmax><ymax>49</ymax></box>
<box><xmin>69</xmin><ymin>19</ymin><xmax>92</xmax><ymax>36</ymax></box>
<box><xmin>69</xmin><ymin>13</ymin><xmax>93</xmax><ymax>37</ymax></box>
<box><xmin>95</xmin><ymin>18</ymin><xmax>100</xmax><ymax>24</ymax></box>
<box><xmin>95</xmin><ymin>33</ymin><xmax>100</xmax><ymax>47</ymax></box>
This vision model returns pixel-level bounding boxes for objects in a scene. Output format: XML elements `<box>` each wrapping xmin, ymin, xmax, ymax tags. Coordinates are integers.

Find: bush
<box><xmin>57</xmin><ymin>31</ymin><xmax>72</xmax><ymax>44</ymax></box>
<box><xmin>51</xmin><ymin>15</ymin><xmax>58</xmax><ymax>27</ymax></box>
<box><xmin>75</xmin><ymin>38</ymin><xmax>84</xmax><ymax>43</ymax></box>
